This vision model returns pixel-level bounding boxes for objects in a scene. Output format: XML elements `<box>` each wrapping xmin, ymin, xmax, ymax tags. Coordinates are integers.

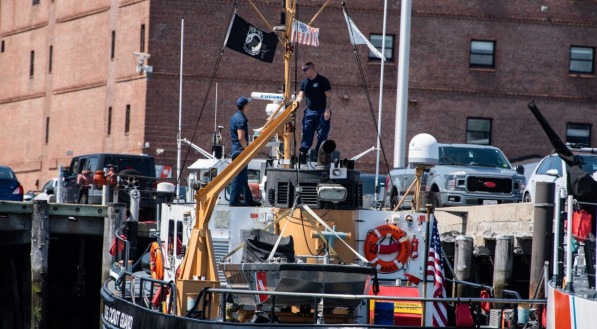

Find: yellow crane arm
<box><xmin>178</xmin><ymin>101</ymin><xmax>299</xmax><ymax>281</ymax></box>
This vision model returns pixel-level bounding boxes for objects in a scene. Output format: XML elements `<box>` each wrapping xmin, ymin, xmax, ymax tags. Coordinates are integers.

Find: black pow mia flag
<box><xmin>225</xmin><ymin>14</ymin><xmax>277</xmax><ymax>63</ymax></box>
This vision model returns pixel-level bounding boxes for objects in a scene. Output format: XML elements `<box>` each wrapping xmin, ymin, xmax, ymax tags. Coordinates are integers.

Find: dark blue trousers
<box><xmin>301</xmin><ymin>108</ymin><xmax>330</xmax><ymax>152</ymax></box>
<box><xmin>229</xmin><ymin>153</ymin><xmax>254</xmax><ymax>206</ymax></box>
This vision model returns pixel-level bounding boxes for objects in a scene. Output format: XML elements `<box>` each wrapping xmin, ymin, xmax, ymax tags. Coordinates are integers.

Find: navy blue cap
<box><xmin>236</xmin><ymin>97</ymin><xmax>252</xmax><ymax>108</ymax></box>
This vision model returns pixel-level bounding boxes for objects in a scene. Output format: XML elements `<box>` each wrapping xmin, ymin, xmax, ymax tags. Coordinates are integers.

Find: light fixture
<box><xmin>317</xmin><ymin>184</ymin><xmax>347</xmax><ymax>202</ymax></box>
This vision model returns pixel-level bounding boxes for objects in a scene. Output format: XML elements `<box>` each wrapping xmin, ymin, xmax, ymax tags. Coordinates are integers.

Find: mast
<box><xmin>282</xmin><ymin>0</ymin><xmax>295</xmax><ymax>163</ymax></box>
<box><xmin>394</xmin><ymin>0</ymin><xmax>412</xmax><ymax>168</ymax></box>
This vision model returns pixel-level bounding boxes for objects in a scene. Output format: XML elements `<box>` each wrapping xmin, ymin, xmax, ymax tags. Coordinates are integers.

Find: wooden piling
<box><xmin>454</xmin><ymin>235</ymin><xmax>473</xmax><ymax>297</ymax></box>
<box><xmin>31</xmin><ymin>200</ymin><xmax>49</xmax><ymax>329</ymax></box>
<box><xmin>101</xmin><ymin>203</ymin><xmax>126</xmax><ymax>282</ymax></box>
<box><xmin>493</xmin><ymin>235</ymin><xmax>513</xmax><ymax>307</ymax></box>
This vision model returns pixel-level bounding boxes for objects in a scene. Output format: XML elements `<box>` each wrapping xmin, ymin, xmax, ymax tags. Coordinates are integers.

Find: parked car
<box><xmin>523</xmin><ymin>150</ymin><xmax>597</xmax><ymax>202</ymax></box>
<box><xmin>62</xmin><ymin>153</ymin><xmax>157</xmax><ymax>218</ymax></box>
<box><xmin>386</xmin><ymin>143</ymin><xmax>526</xmax><ymax>209</ymax></box>
<box><xmin>0</xmin><ymin>166</ymin><xmax>24</xmax><ymax>201</ymax></box>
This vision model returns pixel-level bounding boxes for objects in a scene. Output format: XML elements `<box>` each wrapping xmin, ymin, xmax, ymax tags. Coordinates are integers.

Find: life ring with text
<box><xmin>150</xmin><ymin>241</ymin><xmax>164</xmax><ymax>280</ymax></box>
<box><xmin>364</xmin><ymin>224</ymin><xmax>411</xmax><ymax>273</ymax></box>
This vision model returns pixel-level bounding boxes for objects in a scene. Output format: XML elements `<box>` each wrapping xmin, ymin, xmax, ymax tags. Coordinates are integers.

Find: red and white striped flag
<box><xmin>427</xmin><ymin>217</ymin><xmax>448</xmax><ymax>327</ymax></box>
<box><xmin>291</xmin><ymin>20</ymin><xmax>319</xmax><ymax>47</ymax></box>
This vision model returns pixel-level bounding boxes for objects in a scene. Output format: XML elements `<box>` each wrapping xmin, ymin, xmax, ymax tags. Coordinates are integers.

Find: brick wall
<box><xmin>0</xmin><ymin>0</ymin><xmax>596</xmax><ymax>190</ymax></box>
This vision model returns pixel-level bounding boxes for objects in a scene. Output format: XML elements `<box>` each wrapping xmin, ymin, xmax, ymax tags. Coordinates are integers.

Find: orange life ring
<box><xmin>149</xmin><ymin>241</ymin><xmax>164</xmax><ymax>280</ymax></box>
<box><xmin>480</xmin><ymin>289</ymin><xmax>491</xmax><ymax>314</ymax></box>
<box><xmin>364</xmin><ymin>224</ymin><xmax>411</xmax><ymax>273</ymax></box>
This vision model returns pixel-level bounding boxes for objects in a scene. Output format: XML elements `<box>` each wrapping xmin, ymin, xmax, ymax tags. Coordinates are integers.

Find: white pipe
<box><xmin>176</xmin><ymin>17</ymin><xmax>185</xmax><ymax>202</ymax></box>
<box><xmin>552</xmin><ymin>188</ymin><xmax>562</xmax><ymax>282</ymax></box>
<box><xmin>393</xmin><ymin>0</ymin><xmax>412</xmax><ymax>168</ymax></box>
<box><xmin>214</xmin><ymin>83</ymin><xmax>218</xmax><ymax>132</ymax></box>
<box><xmin>374</xmin><ymin>0</ymin><xmax>388</xmax><ymax>203</ymax></box>
<box><xmin>565</xmin><ymin>194</ymin><xmax>573</xmax><ymax>291</ymax></box>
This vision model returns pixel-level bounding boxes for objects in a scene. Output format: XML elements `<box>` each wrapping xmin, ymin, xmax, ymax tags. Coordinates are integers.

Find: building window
<box><xmin>45</xmin><ymin>117</ymin><xmax>50</xmax><ymax>144</ymax></box>
<box><xmin>125</xmin><ymin>104</ymin><xmax>130</xmax><ymax>134</ymax></box>
<box><xmin>470</xmin><ymin>40</ymin><xmax>495</xmax><ymax>68</ymax></box>
<box><xmin>107</xmin><ymin>107</ymin><xmax>112</xmax><ymax>136</ymax></box>
<box><xmin>49</xmin><ymin>45</ymin><xmax>53</xmax><ymax>73</ymax></box>
<box><xmin>33</xmin><ymin>0</ymin><xmax>40</xmax><ymax>5</ymax></box>
<box><xmin>30</xmin><ymin>50</ymin><xmax>35</xmax><ymax>77</ymax></box>
<box><xmin>111</xmin><ymin>31</ymin><xmax>116</xmax><ymax>60</ymax></box>
<box><xmin>566</xmin><ymin>123</ymin><xmax>591</xmax><ymax>147</ymax></box>
<box><xmin>569</xmin><ymin>46</ymin><xmax>594</xmax><ymax>74</ymax></box>
<box><xmin>466</xmin><ymin>117</ymin><xmax>492</xmax><ymax>145</ymax></box>
<box><xmin>369</xmin><ymin>34</ymin><xmax>394</xmax><ymax>62</ymax></box>
<box><xmin>140</xmin><ymin>24</ymin><xmax>145</xmax><ymax>52</ymax></box>
<box><xmin>1</xmin><ymin>40</ymin><xmax>4</xmax><ymax>53</ymax></box>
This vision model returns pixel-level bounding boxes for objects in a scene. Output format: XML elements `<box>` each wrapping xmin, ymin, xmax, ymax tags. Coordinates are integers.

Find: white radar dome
<box><xmin>408</xmin><ymin>133</ymin><xmax>439</xmax><ymax>166</ymax></box>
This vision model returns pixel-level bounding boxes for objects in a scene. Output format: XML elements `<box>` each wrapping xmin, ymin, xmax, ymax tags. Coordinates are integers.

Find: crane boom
<box><xmin>178</xmin><ymin>101</ymin><xmax>299</xmax><ymax>281</ymax></box>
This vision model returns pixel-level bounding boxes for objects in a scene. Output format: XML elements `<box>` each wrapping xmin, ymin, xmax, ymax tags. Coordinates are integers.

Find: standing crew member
<box><xmin>295</xmin><ymin>62</ymin><xmax>332</xmax><ymax>161</ymax></box>
<box><xmin>229</xmin><ymin>96</ymin><xmax>257</xmax><ymax>207</ymax></box>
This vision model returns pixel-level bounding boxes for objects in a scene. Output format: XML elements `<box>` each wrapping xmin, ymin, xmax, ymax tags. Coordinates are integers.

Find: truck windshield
<box><xmin>439</xmin><ymin>146</ymin><xmax>512</xmax><ymax>169</ymax></box>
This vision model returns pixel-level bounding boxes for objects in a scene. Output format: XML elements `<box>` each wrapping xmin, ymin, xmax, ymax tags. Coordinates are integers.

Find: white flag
<box><xmin>342</xmin><ymin>9</ymin><xmax>386</xmax><ymax>61</ymax></box>
<box><xmin>291</xmin><ymin>20</ymin><xmax>319</xmax><ymax>47</ymax></box>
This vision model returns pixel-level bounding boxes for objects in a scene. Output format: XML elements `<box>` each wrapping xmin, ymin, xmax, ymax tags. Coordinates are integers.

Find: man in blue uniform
<box><xmin>296</xmin><ymin>62</ymin><xmax>332</xmax><ymax>160</ymax></box>
<box><xmin>229</xmin><ymin>96</ymin><xmax>257</xmax><ymax>206</ymax></box>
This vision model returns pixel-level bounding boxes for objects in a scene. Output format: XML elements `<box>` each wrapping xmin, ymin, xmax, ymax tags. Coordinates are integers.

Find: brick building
<box><xmin>1</xmin><ymin>0</ymin><xmax>596</xmax><ymax>191</ymax></box>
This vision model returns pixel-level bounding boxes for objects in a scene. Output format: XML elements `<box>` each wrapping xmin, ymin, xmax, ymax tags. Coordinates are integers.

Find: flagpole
<box><xmin>373</xmin><ymin>0</ymin><xmax>388</xmax><ymax>206</ymax></box>
<box><xmin>421</xmin><ymin>205</ymin><xmax>431</xmax><ymax>326</ymax></box>
<box><xmin>176</xmin><ymin>17</ymin><xmax>184</xmax><ymax>202</ymax></box>
<box><xmin>282</xmin><ymin>0</ymin><xmax>295</xmax><ymax>164</ymax></box>
<box><xmin>394</xmin><ymin>0</ymin><xmax>412</xmax><ymax>167</ymax></box>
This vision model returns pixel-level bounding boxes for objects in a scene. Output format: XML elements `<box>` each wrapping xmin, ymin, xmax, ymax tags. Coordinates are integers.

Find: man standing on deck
<box><xmin>229</xmin><ymin>96</ymin><xmax>257</xmax><ymax>207</ymax></box>
<box><xmin>296</xmin><ymin>62</ymin><xmax>332</xmax><ymax>162</ymax></box>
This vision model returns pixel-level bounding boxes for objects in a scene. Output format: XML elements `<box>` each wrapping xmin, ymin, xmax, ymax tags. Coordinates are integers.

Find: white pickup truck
<box><xmin>385</xmin><ymin>143</ymin><xmax>526</xmax><ymax>209</ymax></box>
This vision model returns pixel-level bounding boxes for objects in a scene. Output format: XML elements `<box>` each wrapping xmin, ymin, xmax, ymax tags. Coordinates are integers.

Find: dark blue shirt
<box><xmin>230</xmin><ymin>110</ymin><xmax>249</xmax><ymax>157</ymax></box>
<box><xmin>300</xmin><ymin>74</ymin><xmax>331</xmax><ymax>110</ymax></box>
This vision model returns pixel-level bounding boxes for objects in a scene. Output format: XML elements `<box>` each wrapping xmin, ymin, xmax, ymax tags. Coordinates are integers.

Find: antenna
<box><xmin>214</xmin><ymin>83</ymin><xmax>218</xmax><ymax>131</ymax></box>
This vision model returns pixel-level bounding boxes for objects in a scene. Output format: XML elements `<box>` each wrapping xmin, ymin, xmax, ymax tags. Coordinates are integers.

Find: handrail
<box><xmin>446</xmin><ymin>278</ymin><xmax>522</xmax><ymax>300</ymax></box>
<box><xmin>204</xmin><ymin>287</ymin><xmax>545</xmax><ymax>304</ymax></box>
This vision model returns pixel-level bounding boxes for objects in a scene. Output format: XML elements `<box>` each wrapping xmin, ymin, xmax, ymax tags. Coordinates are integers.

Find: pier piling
<box><xmin>31</xmin><ymin>200</ymin><xmax>49</xmax><ymax>329</ymax></box>
<box><xmin>530</xmin><ymin>182</ymin><xmax>554</xmax><ymax>299</ymax></box>
<box><xmin>455</xmin><ymin>235</ymin><xmax>473</xmax><ymax>297</ymax></box>
<box><xmin>493</xmin><ymin>235</ymin><xmax>513</xmax><ymax>307</ymax></box>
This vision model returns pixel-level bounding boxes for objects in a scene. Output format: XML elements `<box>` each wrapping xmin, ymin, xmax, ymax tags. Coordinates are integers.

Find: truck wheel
<box><xmin>523</xmin><ymin>193</ymin><xmax>532</xmax><ymax>203</ymax></box>
<box><xmin>429</xmin><ymin>191</ymin><xmax>441</xmax><ymax>208</ymax></box>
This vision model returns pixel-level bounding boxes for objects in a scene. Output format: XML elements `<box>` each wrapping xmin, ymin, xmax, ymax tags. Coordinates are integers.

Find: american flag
<box><xmin>427</xmin><ymin>217</ymin><xmax>448</xmax><ymax>327</ymax></box>
<box><xmin>291</xmin><ymin>20</ymin><xmax>319</xmax><ymax>47</ymax></box>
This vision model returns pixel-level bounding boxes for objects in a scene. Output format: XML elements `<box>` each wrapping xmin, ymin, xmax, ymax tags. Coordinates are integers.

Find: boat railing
<box><xmin>447</xmin><ymin>278</ymin><xmax>522</xmax><ymax>300</ymax></box>
<box><xmin>193</xmin><ymin>286</ymin><xmax>545</xmax><ymax>325</ymax></box>
<box><xmin>111</xmin><ymin>225</ymin><xmax>178</xmax><ymax>315</ymax></box>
